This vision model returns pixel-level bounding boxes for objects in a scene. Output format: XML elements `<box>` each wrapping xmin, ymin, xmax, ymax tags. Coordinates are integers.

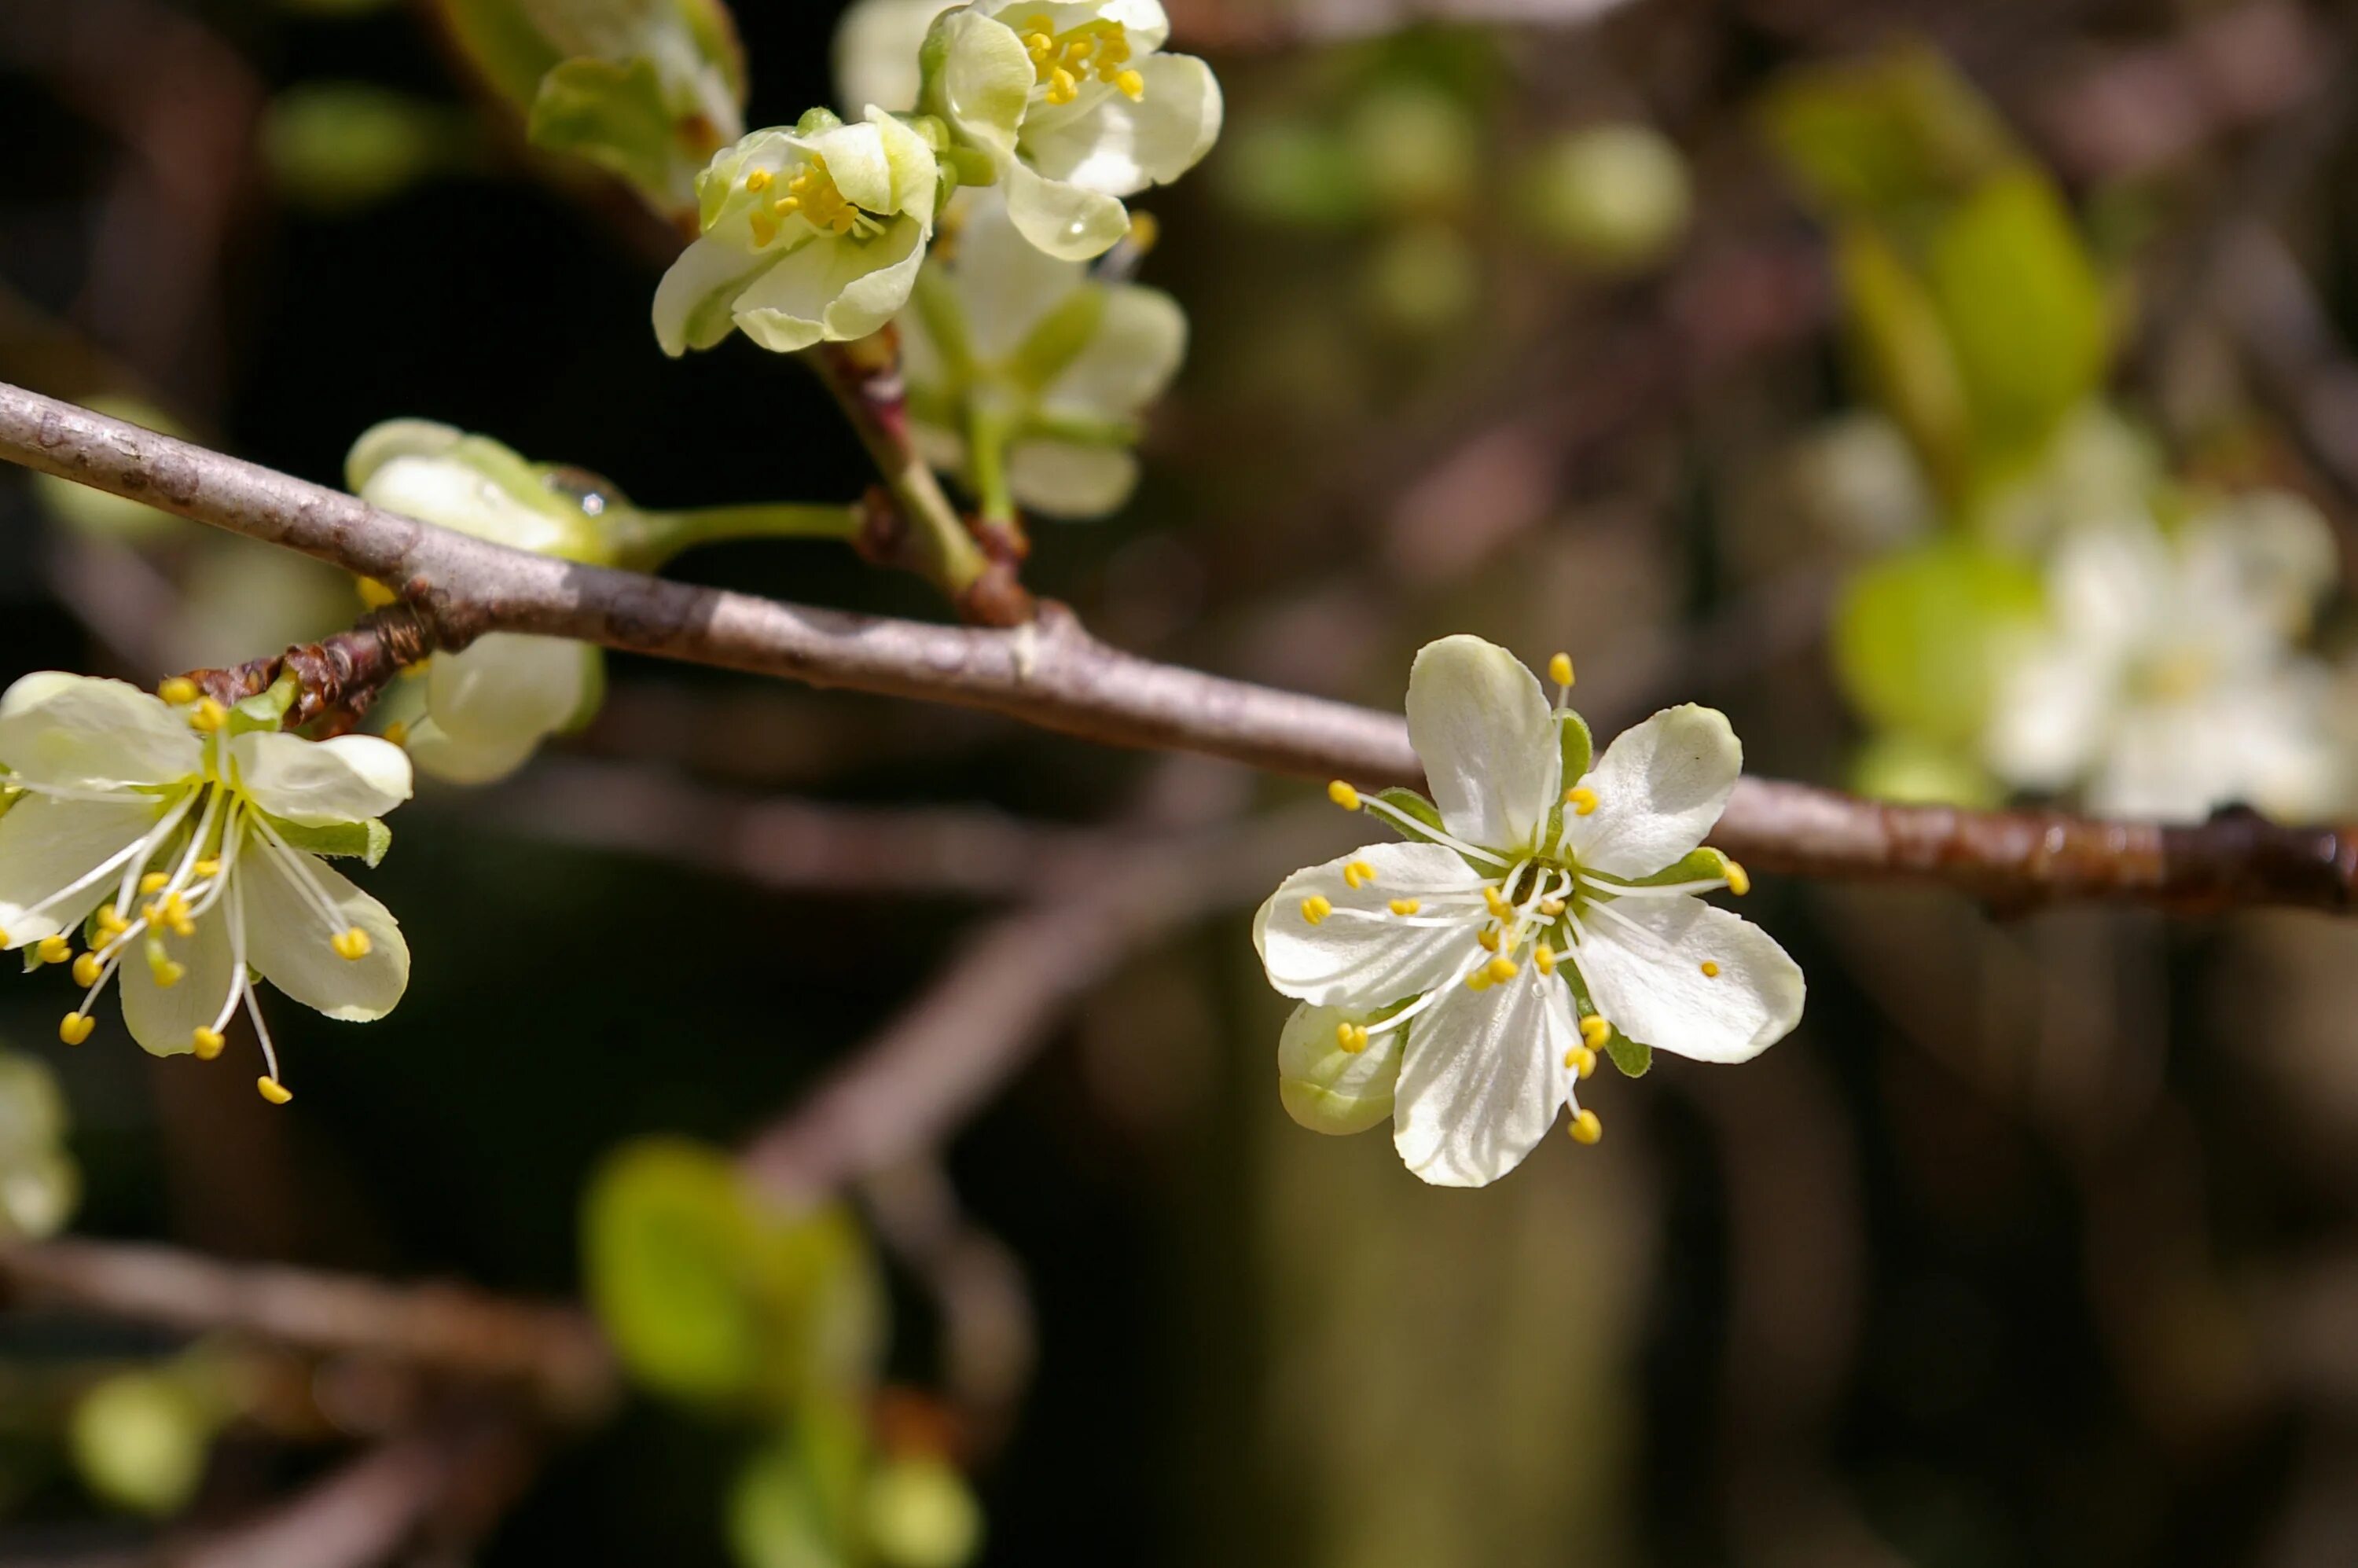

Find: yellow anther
<box><xmin>1533</xmin><ymin>942</ymin><xmax>1555</xmax><ymax>975</ymax></box>
<box><xmin>58</xmin><ymin>1013</ymin><xmax>94</xmax><ymax>1045</ymax></box>
<box><xmin>1539</xmin><ymin>898</ymin><xmax>1566</xmax><ymax>916</ymax></box>
<box><xmin>1483</xmin><ymin>885</ymin><xmax>1511</xmax><ymax>917</ymax></box>
<box><xmin>332</xmin><ymin>927</ymin><xmax>373</xmax><ymax>960</ymax></box>
<box><xmin>152</xmin><ymin>959</ymin><xmax>185</xmax><ymax>990</ymax></box>
<box><xmin>139</xmin><ymin>872</ymin><xmax>170</xmax><ymax>896</ymax></box>
<box><xmin>191</xmin><ymin>1027</ymin><xmax>226</xmax><ymax>1060</ymax></box>
<box><xmin>35</xmin><ymin>935</ymin><xmax>71</xmax><ymax>965</ymax></box>
<box><xmin>774</xmin><ymin>196</ymin><xmax>802</xmax><ymax>217</ymax></box>
<box><xmin>1342</xmin><ymin>860</ymin><xmax>1376</xmax><ymax>889</ymax></box>
<box><xmin>1327</xmin><ymin>780</ymin><xmax>1361</xmax><ymax>811</ymax></box>
<box><xmin>1700</xmin><ymin>960</ymin><xmax>1720</xmax><ymax>979</ymax></box>
<box><xmin>163</xmin><ymin>894</ymin><xmax>194</xmax><ymax>938</ymax></box>
<box><xmin>1568</xmin><ymin>1045</ymin><xmax>1596</xmax><ymax>1078</ymax></box>
<box><xmin>1114</xmin><ymin>67</ymin><xmax>1145</xmax><ymax>99</ymax></box>
<box><xmin>1548</xmin><ymin>652</ymin><xmax>1574</xmax><ymax>688</ymax></box>
<box><xmin>748</xmin><ymin>210</ymin><xmax>780</xmax><ymax>248</ymax></box>
<box><xmin>1047</xmin><ymin>66</ymin><xmax>1078</xmax><ymax>102</ymax></box>
<box><xmin>0</xmin><ymin>926</ymin><xmax>9</xmax><ymax>948</ymax></box>
<box><xmin>1566</xmin><ymin>787</ymin><xmax>1599</xmax><ymax>817</ymax></box>
<box><xmin>1724</xmin><ymin>860</ymin><xmax>1750</xmax><ymax>897</ymax></box>
<box><xmin>1464</xmin><ymin>968</ymin><xmax>1493</xmax><ymax>991</ymax></box>
<box><xmin>1127</xmin><ymin>211</ymin><xmax>1159</xmax><ymax>252</ymax></box>
<box><xmin>744</xmin><ymin>167</ymin><xmax>772</xmax><ymax>193</ymax></box>
<box><xmin>193</xmin><ymin>859</ymin><xmax>220</xmax><ymax>878</ymax></box>
<box><xmin>189</xmin><ymin>698</ymin><xmax>227</xmax><ymax>733</ymax></box>
<box><xmin>1568</xmin><ymin>1108</ymin><xmax>1603</xmax><ymax>1144</ymax></box>
<box><xmin>97</xmin><ymin>903</ymin><xmax>126</xmax><ymax>935</ymax></box>
<box><xmin>1299</xmin><ymin>895</ymin><xmax>1332</xmax><ymax>926</ymax></box>
<box><xmin>1476</xmin><ymin>927</ymin><xmax>1500</xmax><ymax>952</ymax></box>
<box><xmin>1484</xmin><ymin>955</ymin><xmax>1518</xmax><ymax>983</ymax></box>
<box><xmin>1334</xmin><ymin>1022</ymin><xmax>1370</xmax><ymax>1054</ymax></box>
<box><xmin>158</xmin><ymin>676</ymin><xmax>199</xmax><ymax>705</ymax></box>
<box><xmin>1580</xmin><ymin>1015</ymin><xmax>1611</xmax><ymax>1049</ymax></box>
<box><xmin>256</xmin><ymin>1076</ymin><xmax>293</xmax><ymax>1105</ymax></box>
<box><xmin>355</xmin><ymin>578</ymin><xmax>398</xmax><ymax>609</ymax></box>
<box><xmin>1388</xmin><ymin>898</ymin><xmax>1421</xmax><ymax>916</ymax></box>
<box><xmin>1066</xmin><ymin>34</ymin><xmax>1095</xmax><ymax>59</ymax></box>
<box><xmin>382</xmin><ymin>720</ymin><xmax>410</xmax><ymax>747</ymax></box>
<box><xmin>72</xmin><ymin>952</ymin><xmax>105</xmax><ymax>988</ymax></box>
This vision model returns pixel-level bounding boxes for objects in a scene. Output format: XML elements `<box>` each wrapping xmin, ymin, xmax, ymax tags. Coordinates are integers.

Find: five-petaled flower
<box><xmin>900</xmin><ymin>189</ymin><xmax>1185</xmax><ymax>520</ymax></box>
<box><xmin>920</xmin><ymin>0</ymin><xmax>1220</xmax><ymax>259</ymax></box>
<box><xmin>654</xmin><ymin>106</ymin><xmax>944</xmax><ymax>357</ymax></box>
<box><xmin>0</xmin><ymin>674</ymin><xmax>412</xmax><ymax>1103</ymax></box>
<box><xmin>1255</xmin><ymin>635</ymin><xmax>1805</xmax><ymax>1188</ymax></box>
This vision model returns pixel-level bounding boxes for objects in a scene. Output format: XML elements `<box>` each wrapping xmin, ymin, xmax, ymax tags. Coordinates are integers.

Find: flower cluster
<box><xmin>658</xmin><ymin>0</ymin><xmax>1218</xmax><ymax>519</ymax></box>
<box><xmin>0</xmin><ymin>674</ymin><xmax>411</xmax><ymax>1103</ymax></box>
<box><xmin>1257</xmin><ymin>636</ymin><xmax>1805</xmax><ymax>1188</ymax></box>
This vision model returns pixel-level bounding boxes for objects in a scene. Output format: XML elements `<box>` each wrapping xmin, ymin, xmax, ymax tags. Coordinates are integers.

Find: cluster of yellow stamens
<box><xmin>744</xmin><ymin>158</ymin><xmax>865</xmax><ymax>247</ymax></box>
<box><xmin>1021</xmin><ymin>15</ymin><xmax>1144</xmax><ymax>105</ymax></box>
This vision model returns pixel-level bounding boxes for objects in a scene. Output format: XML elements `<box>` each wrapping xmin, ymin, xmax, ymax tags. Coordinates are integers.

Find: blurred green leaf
<box><xmin>1849</xmin><ymin>731</ymin><xmax>2004</xmax><ymax>808</ymax></box>
<box><xmin>584</xmin><ymin>1138</ymin><xmax>883</xmax><ymax>1413</ymax></box>
<box><xmin>68</xmin><ymin>1372</ymin><xmax>214</xmax><ymax>1518</ymax></box>
<box><xmin>1832</xmin><ymin>538</ymin><xmax>2043</xmax><ymax>748</ymax></box>
<box><xmin>729</xmin><ymin>1401</ymin><xmax>870</xmax><ymax>1568</ymax></box>
<box><xmin>1758</xmin><ymin>46</ymin><xmax>2018</xmax><ymax>223</ymax></box>
<box><xmin>1835</xmin><ymin>226</ymin><xmax>1971</xmax><ymax>497</ymax></box>
<box><xmin>530</xmin><ymin>56</ymin><xmax>681</xmax><ymax>204</ymax></box>
<box><xmin>1216</xmin><ymin>119</ymin><xmax>1372</xmax><ymax>230</ymax></box>
<box><xmin>264</xmin><ymin>84</ymin><xmax>475</xmax><ymax>215</ymax></box>
<box><xmin>865</xmin><ymin>1456</ymin><xmax>983</xmax><ymax>1568</ymax></box>
<box><xmin>1926</xmin><ymin>170</ymin><xmax>2110</xmax><ymax>480</ymax></box>
<box><xmin>1516</xmin><ymin>123</ymin><xmax>1691</xmax><ymax>273</ymax></box>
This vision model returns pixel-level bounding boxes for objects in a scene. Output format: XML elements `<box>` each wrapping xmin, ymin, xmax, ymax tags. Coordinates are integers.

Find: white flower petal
<box><xmin>1040</xmin><ymin>283</ymin><xmax>1184</xmax><ymax>417</ymax></box>
<box><xmin>118</xmin><ymin>909</ymin><xmax>236</xmax><ymax>1059</ymax></box>
<box><xmin>1392</xmin><ymin>970</ymin><xmax>1578</xmax><ymax>1188</ymax></box>
<box><xmin>1985</xmin><ymin>639</ymin><xmax>2112</xmax><ymax>792</ymax></box>
<box><xmin>926</xmin><ymin>8</ymin><xmax>1033</xmax><ymax>156</ymax></box>
<box><xmin>241</xmin><ymin>843</ymin><xmax>408</xmax><ymax>1022</ymax></box>
<box><xmin>357</xmin><ymin>453</ymin><xmax>580</xmax><ymax>558</ymax></box>
<box><xmin>1253</xmin><ymin>841</ymin><xmax>1486</xmax><ymax>1009</ymax></box>
<box><xmin>426</xmin><ymin>636</ymin><xmax>593</xmax><ymax>748</ymax></box>
<box><xmin>834</xmin><ymin>0</ymin><xmax>959</xmax><ymax>113</ymax></box>
<box><xmin>402</xmin><ymin>716</ymin><xmax>548</xmax><ymax>787</ymax></box>
<box><xmin>1559</xmin><ymin>704</ymin><xmax>1741</xmax><ymax>879</ymax></box>
<box><xmin>953</xmin><ymin>189</ymin><xmax>1089</xmax><ymax>364</ymax></box>
<box><xmin>0</xmin><ymin>795</ymin><xmax>167</xmax><ymax>946</ymax></box>
<box><xmin>0</xmin><ymin>674</ymin><xmax>201</xmax><ymax>790</ymax></box>
<box><xmin>1001</xmin><ymin>157</ymin><xmax>1131</xmax><ymax>261</ymax></box>
<box><xmin>652</xmin><ymin>231</ymin><xmax>773</xmax><ymax>357</ymax></box>
<box><xmin>1006</xmin><ymin>441</ymin><xmax>1137</xmax><ymax>518</ymax></box>
<box><xmin>732</xmin><ymin>218</ymin><xmax>927</xmax><ymax>351</ymax></box>
<box><xmin>1572</xmin><ymin>896</ymin><xmax>1802</xmax><ymax>1065</ymax></box>
<box><xmin>231</xmin><ymin>733</ymin><xmax>413</xmax><ymax>828</ymax></box>
<box><xmin>1276</xmin><ymin>1001</ymin><xmax>1404</xmax><ymax>1136</ymax></box>
<box><xmin>1403</xmin><ymin>634</ymin><xmax>1560</xmax><ymax>854</ymax></box>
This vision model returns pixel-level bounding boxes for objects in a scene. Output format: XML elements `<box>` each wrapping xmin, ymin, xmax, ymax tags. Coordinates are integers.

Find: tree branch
<box><xmin>5</xmin><ymin>380</ymin><xmax>2356</xmax><ymax>913</ymax></box>
<box><xmin>0</xmin><ymin>1239</ymin><xmax>613</xmax><ymax>1420</ymax></box>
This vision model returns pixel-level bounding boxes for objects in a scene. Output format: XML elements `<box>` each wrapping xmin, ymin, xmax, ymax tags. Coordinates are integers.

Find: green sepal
<box><xmin>1373</xmin><ymin>787</ymin><xmax>1446</xmax><ymax>846</ymax></box>
<box><xmin>1556</xmin><ymin>956</ymin><xmax>1651</xmax><ymax>1077</ymax></box>
<box><xmin>793</xmin><ymin>105</ymin><xmax>847</xmax><ymax>137</ymax></box>
<box><xmin>943</xmin><ymin>144</ymin><xmax>999</xmax><ymax>189</ymax></box>
<box><xmin>729</xmin><ymin>1400</ymin><xmax>869</xmax><ymax>1568</ymax></box>
<box><xmin>262</xmin><ymin>813</ymin><xmax>391</xmax><ymax>868</ymax></box>
<box><xmin>1606</xmin><ymin>846</ymin><xmax>1735</xmax><ymax>890</ymax></box>
<box><xmin>1603</xmin><ymin>1033</ymin><xmax>1652</xmax><ymax>1078</ymax></box>
<box><xmin>1558</xmin><ymin>709</ymin><xmax>1593</xmax><ymax>783</ymax></box>
<box><xmin>529</xmin><ymin>55</ymin><xmax>680</xmax><ymax>206</ymax></box>
<box><xmin>228</xmin><ymin>674</ymin><xmax>300</xmax><ymax>736</ymax></box>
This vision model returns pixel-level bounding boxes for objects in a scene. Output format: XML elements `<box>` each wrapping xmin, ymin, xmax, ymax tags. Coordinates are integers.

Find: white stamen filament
<box><xmin>1354</xmin><ymin>793</ymin><xmax>1511</xmax><ymax>868</ymax></box>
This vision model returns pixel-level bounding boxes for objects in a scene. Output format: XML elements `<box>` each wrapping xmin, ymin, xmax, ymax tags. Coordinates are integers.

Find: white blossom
<box><xmin>1254</xmin><ymin>636</ymin><xmax>1804</xmax><ymax>1188</ymax></box>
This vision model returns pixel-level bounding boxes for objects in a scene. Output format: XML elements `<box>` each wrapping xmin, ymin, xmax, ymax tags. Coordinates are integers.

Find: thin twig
<box><xmin>0</xmin><ymin>1239</ymin><xmax>613</xmax><ymax>1420</ymax></box>
<box><xmin>4</xmin><ymin>381</ymin><xmax>2356</xmax><ymax>912</ymax></box>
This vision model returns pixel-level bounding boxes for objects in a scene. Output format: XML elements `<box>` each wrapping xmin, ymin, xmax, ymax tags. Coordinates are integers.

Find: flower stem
<box><xmin>968</xmin><ymin>404</ymin><xmax>1018</xmax><ymax>526</ymax></box>
<box><xmin>610</xmin><ymin>502</ymin><xmax>862</xmax><ymax>572</ymax></box>
<box><xmin>814</xmin><ymin>336</ymin><xmax>1030</xmax><ymax>625</ymax></box>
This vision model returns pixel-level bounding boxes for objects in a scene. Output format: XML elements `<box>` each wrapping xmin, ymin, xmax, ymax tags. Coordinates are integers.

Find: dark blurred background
<box><xmin>6</xmin><ymin>1</ymin><xmax>2358</xmax><ymax>1565</ymax></box>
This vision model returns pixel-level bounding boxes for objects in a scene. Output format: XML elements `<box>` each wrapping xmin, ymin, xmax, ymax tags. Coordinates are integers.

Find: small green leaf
<box><xmin>1604</xmin><ymin>847</ymin><xmax>1735</xmax><ymax>890</ymax></box>
<box><xmin>1558</xmin><ymin>710</ymin><xmax>1593</xmax><ymax>784</ymax></box>
<box><xmin>729</xmin><ymin>1419</ymin><xmax>862</xmax><ymax>1568</ymax></box>
<box><xmin>1831</xmin><ymin>538</ymin><xmax>2044</xmax><ymax>748</ymax></box>
<box><xmin>262</xmin><ymin>813</ymin><xmax>391</xmax><ymax>868</ymax></box>
<box><xmin>1757</xmin><ymin>46</ymin><xmax>2018</xmax><ymax>222</ymax></box>
<box><xmin>1926</xmin><ymin>168</ymin><xmax>2110</xmax><ymax>478</ymax></box>
<box><xmin>1836</xmin><ymin>225</ymin><xmax>1970</xmax><ymax>494</ymax></box>
<box><xmin>530</xmin><ymin>55</ymin><xmax>681</xmax><ymax>206</ymax></box>
<box><xmin>1374</xmin><ymin>787</ymin><xmax>1446</xmax><ymax>845</ymax></box>
<box><xmin>1603</xmin><ymin>1033</ymin><xmax>1652</xmax><ymax>1078</ymax></box>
